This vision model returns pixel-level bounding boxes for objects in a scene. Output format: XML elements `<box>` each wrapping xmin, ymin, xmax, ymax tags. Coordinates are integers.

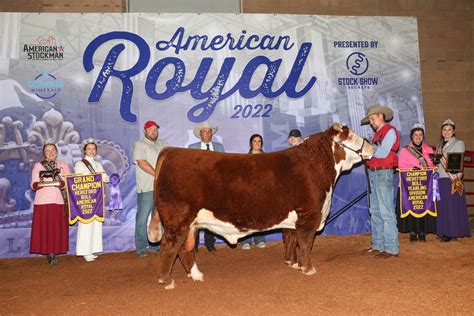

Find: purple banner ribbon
<box><xmin>66</xmin><ymin>173</ymin><xmax>104</xmax><ymax>224</ymax></box>
<box><xmin>399</xmin><ymin>169</ymin><xmax>437</xmax><ymax>218</ymax></box>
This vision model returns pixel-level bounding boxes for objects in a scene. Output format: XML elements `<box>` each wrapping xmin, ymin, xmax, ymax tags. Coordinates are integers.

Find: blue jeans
<box><xmin>368</xmin><ymin>169</ymin><xmax>399</xmax><ymax>255</ymax></box>
<box><xmin>241</xmin><ymin>233</ymin><xmax>266</xmax><ymax>245</ymax></box>
<box><xmin>135</xmin><ymin>191</ymin><xmax>158</xmax><ymax>253</ymax></box>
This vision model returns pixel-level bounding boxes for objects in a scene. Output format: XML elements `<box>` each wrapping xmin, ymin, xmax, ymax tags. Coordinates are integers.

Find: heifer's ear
<box><xmin>332</xmin><ymin>124</ymin><xmax>349</xmax><ymax>143</ymax></box>
<box><xmin>332</xmin><ymin>122</ymin><xmax>344</xmax><ymax>133</ymax></box>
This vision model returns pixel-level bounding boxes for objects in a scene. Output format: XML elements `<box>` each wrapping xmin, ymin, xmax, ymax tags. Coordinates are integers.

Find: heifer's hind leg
<box><xmin>295</xmin><ymin>228</ymin><xmax>317</xmax><ymax>275</ymax></box>
<box><xmin>158</xmin><ymin>227</ymin><xmax>188</xmax><ymax>289</ymax></box>
<box><xmin>283</xmin><ymin>229</ymin><xmax>299</xmax><ymax>268</ymax></box>
<box><xmin>178</xmin><ymin>228</ymin><xmax>204</xmax><ymax>282</ymax></box>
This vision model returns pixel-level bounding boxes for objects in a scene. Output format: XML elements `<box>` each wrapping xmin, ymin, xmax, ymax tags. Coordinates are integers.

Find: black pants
<box><xmin>195</xmin><ymin>229</ymin><xmax>215</xmax><ymax>248</ymax></box>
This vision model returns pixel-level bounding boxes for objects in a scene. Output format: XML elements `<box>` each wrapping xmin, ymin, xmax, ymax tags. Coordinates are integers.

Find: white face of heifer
<box><xmin>334</xmin><ymin>127</ymin><xmax>374</xmax><ymax>171</ymax></box>
<box><xmin>315</xmin><ymin>125</ymin><xmax>374</xmax><ymax>232</ymax></box>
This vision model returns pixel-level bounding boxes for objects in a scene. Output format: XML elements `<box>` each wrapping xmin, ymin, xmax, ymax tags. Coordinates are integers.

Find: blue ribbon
<box><xmin>108</xmin><ymin>173</ymin><xmax>123</xmax><ymax>211</ymax></box>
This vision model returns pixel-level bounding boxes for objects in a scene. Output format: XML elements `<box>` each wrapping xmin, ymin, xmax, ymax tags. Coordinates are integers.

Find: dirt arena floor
<box><xmin>1</xmin><ymin>233</ymin><xmax>473</xmax><ymax>315</ymax></box>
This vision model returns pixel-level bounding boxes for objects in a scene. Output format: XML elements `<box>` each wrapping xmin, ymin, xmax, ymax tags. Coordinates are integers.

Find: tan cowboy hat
<box><xmin>360</xmin><ymin>105</ymin><xmax>394</xmax><ymax>125</ymax></box>
<box><xmin>193</xmin><ymin>121</ymin><xmax>218</xmax><ymax>138</ymax></box>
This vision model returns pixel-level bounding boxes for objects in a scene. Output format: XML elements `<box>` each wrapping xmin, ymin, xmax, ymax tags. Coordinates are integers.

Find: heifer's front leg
<box><xmin>158</xmin><ymin>228</ymin><xmax>188</xmax><ymax>289</ymax></box>
<box><xmin>295</xmin><ymin>228</ymin><xmax>317</xmax><ymax>275</ymax></box>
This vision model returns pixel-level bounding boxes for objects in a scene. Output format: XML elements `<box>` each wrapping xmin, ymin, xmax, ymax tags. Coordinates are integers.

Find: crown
<box><xmin>442</xmin><ymin>119</ymin><xmax>455</xmax><ymax>126</ymax></box>
<box><xmin>81</xmin><ymin>137</ymin><xmax>97</xmax><ymax>147</ymax></box>
<box><xmin>410</xmin><ymin>123</ymin><xmax>424</xmax><ymax>131</ymax></box>
<box><xmin>43</xmin><ymin>138</ymin><xmax>56</xmax><ymax>146</ymax></box>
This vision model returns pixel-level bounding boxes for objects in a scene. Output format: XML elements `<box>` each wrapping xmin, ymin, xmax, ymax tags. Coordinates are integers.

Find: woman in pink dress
<box><xmin>30</xmin><ymin>142</ymin><xmax>71</xmax><ymax>265</ymax></box>
<box><xmin>398</xmin><ymin>123</ymin><xmax>435</xmax><ymax>242</ymax></box>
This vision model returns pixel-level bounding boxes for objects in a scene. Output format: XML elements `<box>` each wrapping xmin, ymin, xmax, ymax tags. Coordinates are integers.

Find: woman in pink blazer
<box><xmin>398</xmin><ymin>124</ymin><xmax>435</xmax><ymax>242</ymax></box>
<box><xmin>30</xmin><ymin>142</ymin><xmax>71</xmax><ymax>265</ymax></box>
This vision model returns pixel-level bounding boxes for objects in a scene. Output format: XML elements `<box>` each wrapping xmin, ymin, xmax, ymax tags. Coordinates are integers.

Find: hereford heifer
<box><xmin>148</xmin><ymin>123</ymin><xmax>374</xmax><ymax>289</ymax></box>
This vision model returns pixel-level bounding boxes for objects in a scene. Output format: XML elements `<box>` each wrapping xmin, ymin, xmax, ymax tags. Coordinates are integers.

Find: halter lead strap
<box><xmin>341</xmin><ymin>138</ymin><xmax>366</xmax><ymax>157</ymax></box>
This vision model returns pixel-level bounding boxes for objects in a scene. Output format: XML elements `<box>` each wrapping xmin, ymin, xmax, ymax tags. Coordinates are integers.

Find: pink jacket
<box><xmin>31</xmin><ymin>160</ymin><xmax>71</xmax><ymax>205</ymax></box>
<box><xmin>398</xmin><ymin>143</ymin><xmax>435</xmax><ymax>169</ymax></box>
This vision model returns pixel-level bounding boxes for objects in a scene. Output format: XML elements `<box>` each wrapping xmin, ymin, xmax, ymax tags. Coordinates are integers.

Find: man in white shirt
<box><xmin>188</xmin><ymin>121</ymin><xmax>225</xmax><ymax>252</ymax></box>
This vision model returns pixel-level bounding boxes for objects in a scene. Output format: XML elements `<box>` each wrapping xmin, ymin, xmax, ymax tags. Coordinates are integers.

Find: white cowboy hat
<box><xmin>193</xmin><ymin>121</ymin><xmax>218</xmax><ymax>139</ymax></box>
<box><xmin>360</xmin><ymin>105</ymin><xmax>394</xmax><ymax>125</ymax></box>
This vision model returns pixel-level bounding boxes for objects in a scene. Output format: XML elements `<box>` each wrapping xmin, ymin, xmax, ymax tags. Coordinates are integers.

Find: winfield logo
<box><xmin>27</xmin><ymin>72</ymin><xmax>64</xmax><ymax>100</ymax></box>
<box><xmin>23</xmin><ymin>36</ymin><xmax>64</xmax><ymax>60</ymax></box>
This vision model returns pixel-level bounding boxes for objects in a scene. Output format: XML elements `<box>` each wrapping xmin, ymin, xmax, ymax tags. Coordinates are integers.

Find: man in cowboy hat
<box><xmin>361</xmin><ymin>105</ymin><xmax>400</xmax><ymax>259</ymax></box>
<box><xmin>132</xmin><ymin>120</ymin><xmax>168</xmax><ymax>258</ymax></box>
<box><xmin>188</xmin><ymin>121</ymin><xmax>225</xmax><ymax>252</ymax></box>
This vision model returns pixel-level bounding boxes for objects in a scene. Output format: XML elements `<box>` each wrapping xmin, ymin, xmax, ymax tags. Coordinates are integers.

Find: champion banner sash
<box><xmin>399</xmin><ymin>168</ymin><xmax>437</xmax><ymax>218</ymax></box>
<box><xmin>66</xmin><ymin>173</ymin><xmax>105</xmax><ymax>224</ymax></box>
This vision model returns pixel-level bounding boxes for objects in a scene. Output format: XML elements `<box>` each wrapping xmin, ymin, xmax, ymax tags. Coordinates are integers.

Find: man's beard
<box><xmin>146</xmin><ymin>135</ymin><xmax>158</xmax><ymax>142</ymax></box>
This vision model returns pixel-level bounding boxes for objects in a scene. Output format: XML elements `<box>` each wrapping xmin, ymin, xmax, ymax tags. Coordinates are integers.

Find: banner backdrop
<box><xmin>0</xmin><ymin>13</ymin><xmax>424</xmax><ymax>258</ymax></box>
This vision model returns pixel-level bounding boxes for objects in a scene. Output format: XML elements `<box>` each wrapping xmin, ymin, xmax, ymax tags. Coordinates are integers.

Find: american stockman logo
<box><xmin>23</xmin><ymin>36</ymin><xmax>64</xmax><ymax>60</ymax></box>
<box><xmin>346</xmin><ymin>52</ymin><xmax>369</xmax><ymax>76</ymax></box>
<box><xmin>27</xmin><ymin>72</ymin><xmax>64</xmax><ymax>100</ymax></box>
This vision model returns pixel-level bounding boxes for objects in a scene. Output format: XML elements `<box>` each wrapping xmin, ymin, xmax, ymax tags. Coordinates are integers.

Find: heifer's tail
<box><xmin>147</xmin><ymin>148</ymin><xmax>170</xmax><ymax>243</ymax></box>
<box><xmin>148</xmin><ymin>205</ymin><xmax>163</xmax><ymax>243</ymax></box>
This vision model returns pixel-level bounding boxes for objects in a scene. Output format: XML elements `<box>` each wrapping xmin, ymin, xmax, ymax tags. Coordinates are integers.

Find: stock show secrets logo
<box><xmin>334</xmin><ymin>40</ymin><xmax>379</xmax><ymax>90</ymax></box>
<box><xmin>346</xmin><ymin>52</ymin><xmax>369</xmax><ymax>76</ymax></box>
<box><xmin>27</xmin><ymin>72</ymin><xmax>64</xmax><ymax>100</ymax></box>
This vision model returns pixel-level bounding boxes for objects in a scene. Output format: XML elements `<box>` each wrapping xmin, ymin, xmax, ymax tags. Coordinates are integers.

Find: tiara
<box><xmin>43</xmin><ymin>138</ymin><xmax>56</xmax><ymax>146</ymax></box>
<box><xmin>81</xmin><ymin>137</ymin><xmax>97</xmax><ymax>147</ymax></box>
<box><xmin>410</xmin><ymin>123</ymin><xmax>424</xmax><ymax>131</ymax></box>
<box><xmin>442</xmin><ymin>119</ymin><xmax>455</xmax><ymax>126</ymax></box>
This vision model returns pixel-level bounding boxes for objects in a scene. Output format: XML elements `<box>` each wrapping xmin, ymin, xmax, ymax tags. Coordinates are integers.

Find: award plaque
<box><xmin>446</xmin><ymin>153</ymin><xmax>464</xmax><ymax>173</ymax></box>
<box><xmin>37</xmin><ymin>169</ymin><xmax>61</xmax><ymax>188</ymax></box>
<box><xmin>37</xmin><ymin>181</ymin><xmax>61</xmax><ymax>188</ymax></box>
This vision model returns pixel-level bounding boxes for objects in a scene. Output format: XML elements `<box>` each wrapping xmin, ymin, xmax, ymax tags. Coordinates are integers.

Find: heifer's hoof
<box><xmin>164</xmin><ymin>280</ymin><xmax>176</xmax><ymax>290</ymax></box>
<box><xmin>291</xmin><ymin>263</ymin><xmax>301</xmax><ymax>270</ymax></box>
<box><xmin>187</xmin><ymin>263</ymin><xmax>204</xmax><ymax>281</ymax></box>
<box><xmin>187</xmin><ymin>272</ymin><xmax>204</xmax><ymax>281</ymax></box>
<box><xmin>158</xmin><ymin>278</ymin><xmax>164</xmax><ymax>284</ymax></box>
<box><xmin>302</xmin><ymin>266</ymin><xmax>317</xmax><ymax>275</ymax></box>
